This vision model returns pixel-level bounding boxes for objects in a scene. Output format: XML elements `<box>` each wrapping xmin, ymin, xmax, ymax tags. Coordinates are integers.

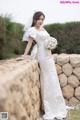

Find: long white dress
<box><xmin>22</xmin><ymin>26</ymin><xmax>68</xmax><ymax>120</ymax></box>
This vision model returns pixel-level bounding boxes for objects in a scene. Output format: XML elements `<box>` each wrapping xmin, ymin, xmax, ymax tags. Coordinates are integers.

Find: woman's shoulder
<box><xmin>27</xmin><ymin>26</ymin><xmax>35</xmax><ymax>32</ymax></box>
<box><xmin>25</xmin><ymin>27</ymin><xmax>36</xmax><ymax>35</ymax></box>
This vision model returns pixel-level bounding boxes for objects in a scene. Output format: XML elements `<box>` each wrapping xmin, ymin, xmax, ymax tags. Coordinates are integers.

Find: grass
<box><xmin>68</xmin><ymin>109</ymin><xmax>80</xmax><ymax>120</ymax></box>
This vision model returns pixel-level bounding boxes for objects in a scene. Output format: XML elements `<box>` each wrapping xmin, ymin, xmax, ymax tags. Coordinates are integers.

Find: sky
<box><xmin>0</xmin><ymin>0</ymin><xmax>80</xmax><ymax>26</ymax></box>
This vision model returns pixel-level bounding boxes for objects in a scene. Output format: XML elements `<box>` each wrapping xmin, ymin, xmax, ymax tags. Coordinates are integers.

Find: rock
<box><xmin>68</xmin><ymin>75</ymin><xmax>80</xmax><ymax>88</ymax></box>
<box><xmin>70</xmin><ymin>54</ymin><xmax>80</xmax><ymax>67</ymax></box>
<box><xmin>62</xmin><ymin>63</ymin><xmax>73</xmax><ymax>76</ymax></box>
<box><xmin>56</xmin><ymin>64</ymin><xmax>62</xmax><ymax>75</ymax></box>
<box><xmin>57</xmin><ymin>54</ymin><xmax>69</xmax><ymax>66</ymax></box>
<box><xmin>62</xmin><ymin>85</ymin><xmax>74</xmax><ymax>99</ymax></box>
<box><xmin>69</xmin><ymin>97</ymin><xmax>80</xmax><ymax>106</ymax></box>
<box><xmin>73</xmin><ymin>67</ymin><xmax>80</xmax><ymax>80</ymax></box>
<box><xmin>10</xmin><ymin>115</ymin><xmax>17</xmax><ymax>120</ymax></box>
<box><xmin>59</xmin><ymin>74</ymin><xmax>67</xmax><ymax>87</ymax></box>
<box><xmin>75</xmin><ymin>87</ymin><xmax>80</xmax><ymax>100</ymax></box>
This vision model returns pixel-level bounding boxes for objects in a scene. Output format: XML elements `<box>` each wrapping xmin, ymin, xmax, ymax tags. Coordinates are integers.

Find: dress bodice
<box><xmin>33</xmin><ymin>27</ymin><xmax>50</xmax><ymax>43</ymax></box>
<box><xmin>32</xmin><ymin>27</ymin><xmax>52</xmax><ymax>60</ymax></box>
<box><xmin>22</xmin><ymin>26</ymin><xmax>52</xmax><ymax>60</ymax></box>
<box><xmin>22</xmin><ymin>26</ymin><xmax>50</xmax><ymax>43</ymax></box>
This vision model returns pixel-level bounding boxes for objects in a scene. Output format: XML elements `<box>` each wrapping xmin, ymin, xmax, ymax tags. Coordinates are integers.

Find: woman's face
<box><xmin>35</xmin><ymin>15</ymin><xmax>45</xmax><ymax>27</ymax></box>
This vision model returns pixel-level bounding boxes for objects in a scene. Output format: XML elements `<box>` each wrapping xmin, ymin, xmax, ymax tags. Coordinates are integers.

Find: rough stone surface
<box><xmin>70</xmin><ymin>54</ymin><xmax>80</xmax><ymax>67</ymax></box>
<box><xmin>62</xmin><ymin>85</ymin><xmax>74</xmax><ymax>99</ymax></box>
<box><xmin>59</xmin><ymin>73</ymin><xmax>67</xmax><ymax>87</ymax></box>
<box><xmin>56</xmin><ymin>53</ymin><xmax>69</xmax><ymax>66</ymax></box>
<box><xmin>69</xmin><ymin>97</ymin><xmax>80</xmax><ymax>106</ymax></box>
<box><xmin>0</xmin><ymin>58</ymin><xmax>41</xmax><ymax>120</ymax></box>
<box><xmin>73</xmin><ymin>67</ymin><xmax>80</xmax><ymax>80</ymax></box>
<box><xmin>56</xmin><ymin>64</ymin><xmax>62</xmax><ymax>75</ymax></box>
<box><xmin>75</xmin><ymin>87</ymin><xmax>80</xmax><ymax>100</ymax></box>
<box><xmin>62</xmin><ymin>63</ymin><xmax>73</xmax><ymax>76</ymax></box>
<box><xmin>68</xmin><ymin>75</ymin><xmax>80</xmax><ymax>88</ymax></box>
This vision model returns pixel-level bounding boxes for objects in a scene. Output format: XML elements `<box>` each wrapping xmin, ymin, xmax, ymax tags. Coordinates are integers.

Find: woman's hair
<box><xmin>31</xmin><ymin>11</ymin><xmax>45</xmax><ymax>27</ymax></box>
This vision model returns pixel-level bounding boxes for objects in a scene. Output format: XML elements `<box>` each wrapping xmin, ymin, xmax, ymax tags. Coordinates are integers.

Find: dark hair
<box><xmin>31</xmin><ymin>11</ymin><xmax>45</xmax><ymax>27</ymax></box>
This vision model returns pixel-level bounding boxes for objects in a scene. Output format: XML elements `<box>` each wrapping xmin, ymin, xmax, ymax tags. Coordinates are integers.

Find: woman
<box><xmin>22</xmin><ymin>11</ymin><xmax>68</xmax><ymax>120</ymax></box>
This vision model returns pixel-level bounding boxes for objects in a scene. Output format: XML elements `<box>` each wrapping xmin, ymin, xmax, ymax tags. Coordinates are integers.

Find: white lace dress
<box><xmin>22</xmin><ymin>27</ymin><xmax>68</xmax><ymax>120</ymax></box>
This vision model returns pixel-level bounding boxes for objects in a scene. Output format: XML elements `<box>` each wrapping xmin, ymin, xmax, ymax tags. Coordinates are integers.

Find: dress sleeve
<box><xmin>22</xmin><ymin>27</ymin><xmax>36</xmax><ymax>42</ymax></box>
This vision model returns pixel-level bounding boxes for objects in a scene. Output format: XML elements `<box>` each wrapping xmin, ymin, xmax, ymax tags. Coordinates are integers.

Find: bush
<box><xmin>0</xmin><ymin>15</ymin><xmax>25</xmax><ymax>59</ymax></box>
<box><xmin>44</xmin><ymin>22</ymin><xmax>80</xmax><ymax>54</ymax></box>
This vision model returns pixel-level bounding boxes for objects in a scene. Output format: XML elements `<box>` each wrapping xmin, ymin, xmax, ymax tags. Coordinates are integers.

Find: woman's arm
<box><xmin>23</xmin><ymin>37</ymin><xmax>33</xmax><ymax>55</ymax></box>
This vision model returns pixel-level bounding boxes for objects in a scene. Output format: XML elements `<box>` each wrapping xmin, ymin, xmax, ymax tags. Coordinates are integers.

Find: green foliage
<box><xmin>69</xmin><ymin>109</ymin><xmax>80</xmax><ymax>120</ymax></box>
<box><xmin>0</xmin><ymin>15</ymin><xmax>25</xmax><ymax>59</ymax></box>
<box><xmin>44</xmin><ymin>22</ymin><xmax>80</xmax><ymax>54</ymax></box>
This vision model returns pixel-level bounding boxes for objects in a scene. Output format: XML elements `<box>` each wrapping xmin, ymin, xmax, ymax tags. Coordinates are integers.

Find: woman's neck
<box><xmin>34</xmin><ymin>25</ymin><xmax>43</xmax><ymax>31</ymax></box>
<box><xmin>35</xmin><ymin>26</ymin><xmax>41</xmax><ymax>29</ymax></box>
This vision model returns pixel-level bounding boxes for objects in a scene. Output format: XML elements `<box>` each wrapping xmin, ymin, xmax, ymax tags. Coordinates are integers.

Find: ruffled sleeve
<box><xmin>22</xmin><ymin>27</ymin><xmax>36</xmax><ymax>42</ymax></box>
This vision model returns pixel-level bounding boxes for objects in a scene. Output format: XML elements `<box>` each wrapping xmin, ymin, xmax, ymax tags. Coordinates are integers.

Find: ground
<box><xmin>39</xmin><ymin>109</ymin><xmax>80</xmax><ymax>120</ymax></box>
<box><xmin>68</xmin><ymin>109</ymin><xmax>80</xmax><ymax>120</ymax></box>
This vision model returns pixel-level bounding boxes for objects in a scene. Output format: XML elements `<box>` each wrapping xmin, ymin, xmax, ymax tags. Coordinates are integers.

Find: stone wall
<box><xmin>0</xmin><ymin>58</ymin><xmax>41</xmax><ymax>120</ymax></box>
<box><xmin>53</xmin><ymin>54</ymin><xmax>80</xmax><ymax>106</ymax></box>
<box><xmin>0</xmin><ymin>54</ymin><xmax>80</xmax><ymax>120</ymax></box>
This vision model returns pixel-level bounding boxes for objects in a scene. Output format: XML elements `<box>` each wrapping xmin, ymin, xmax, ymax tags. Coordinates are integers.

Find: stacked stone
<box><xmin>0</xmin><ymin>59</ymin><xmax>41</xmax><ymax>120</ymax></box>
<box><xmin>53</xmin><ymin>54</ymin><xmax>80</xmax><ymax>107</ymax></box>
